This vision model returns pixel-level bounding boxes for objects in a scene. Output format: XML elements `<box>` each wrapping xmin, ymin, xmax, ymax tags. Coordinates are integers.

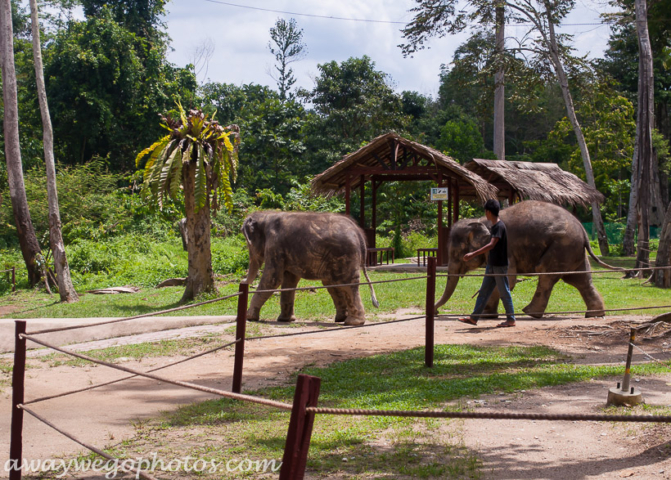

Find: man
<box><xmin>458</xmin><ymin>199</ymin><xmax>516</xmax><ymax>328</ymax></box>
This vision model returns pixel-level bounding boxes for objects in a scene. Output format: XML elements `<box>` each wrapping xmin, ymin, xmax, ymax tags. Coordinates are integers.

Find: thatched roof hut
<box><xmin>464</xmin><ymin>159</ymin><xmax>605</xmax><ymax>207</ymax></box>
<box><xmin>311</xmin><ymin>132</ymin><xmax>498</xmax><ymax>204</ymax></box>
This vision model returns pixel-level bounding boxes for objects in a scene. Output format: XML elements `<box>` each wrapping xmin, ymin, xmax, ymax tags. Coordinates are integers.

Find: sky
<box><xmin>164</xmin><ymin>0</ymin><xmax>616</xmax><ymax>98</ymax></box>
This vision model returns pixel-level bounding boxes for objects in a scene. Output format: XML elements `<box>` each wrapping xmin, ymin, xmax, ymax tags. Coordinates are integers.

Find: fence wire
<box><xmin>20</xmin><ymin>334</ymin><xmax>293</xmax><ymax>411</ymax></box>
<box><xmin>20</xmin><ymin>405</ymin><xmax>159</xmax><ymax>480</ymax></box>
<box><xmin>23</xmin><ymin>339</ymin><xmax>242</xmax><ymax>406</ymax></box>
<box><xmin>27</xmin><ymin>292</ymin><xmax>242</xmax><ymax>335</ymax></box>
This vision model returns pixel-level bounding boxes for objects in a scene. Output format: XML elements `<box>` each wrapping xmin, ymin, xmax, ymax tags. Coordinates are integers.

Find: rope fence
<box><xmin>435</xmin><ymin>264</ymin><xmax>671</xmax><ymax>279</ymax></box>
<box><xmin>436</xmin><ymin>304</ymin><xmax>671</xmax><ymax>320</ymax></box>
<box><xmin>8</xmin><ymin>256</ymin><xmax>671</xmax><ymax>480</ymax></box>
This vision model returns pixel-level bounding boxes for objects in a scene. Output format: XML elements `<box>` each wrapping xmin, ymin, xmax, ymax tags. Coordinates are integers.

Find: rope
<box><xmin>305</xmin><ymin>407</ymin><xmax>671</xmax><ymax>423</ymax></box>
<box><xmin>629</xmin><ymin>343</ymin><xmax>671</xmax><ymax>367</ymax></box>
<box><xmin>247</xmin><ymin>316</ymin><xmax>426</xmax><ymax>342</ymax></box>
<box><xmin>0</xmin><ymin>268</ymin><xmax>14</xmax><ymax>273</ymax></box>
<box><xmin>20</xmin><ymin>334</ymin><xmax>293</xmax><ymax>411</ymax></box>
<box><xmin>250</xmin><ymin>275</ymin><xmax>426</xmax><ymax>294</ymax></box>
<box><xmin>436</xmin><ymin>304</ymin><xmax>671</xmax><ymax>319</ymax></box>
<box><xmin>24</xmin><ymin>339</ymin><xmax>242</xmax><ymax>406</ymax></box>
<box><xmin>20</xmin><ymin>406</ymin><xmax>159</xmax><ymax>480</ymax></box>
<box><xmin>27</xmin><ymin>292</ymin><xmax>242</xmax><ymax>335</ymax></box>
<box><xmin>435</xmin><ymin>265</ymin><xmax>671</xmax><ymax>279</ymax></box>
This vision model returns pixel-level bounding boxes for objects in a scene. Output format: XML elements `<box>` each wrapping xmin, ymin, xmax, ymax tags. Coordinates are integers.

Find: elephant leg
<box><xmin>247</xmin><ymin>268</ymin><xmax>282</xmax><ymax>321</ymax></box>
<box><xmin>523</xmin><ymin>275</ymin><xmax>560</xmax><ymax>319</ymax></box>
<box><xmin>278</xmin><ymin>272</ymin><xmax>300</xmax><ymax>322</ymax></box>
<box><xmin>342</xmin><ymin>282</ymin><xmax>366</xmax><ymax>326</ymax></box>
<box><xmin>326</xmin><ymin>286</ymin><xmax>348</xmax><ymax>323</ymax></box>
<box><xmin>562</xmin><ymin>260</ymin><xmax>605</xmax><ymax>317</ymax></box>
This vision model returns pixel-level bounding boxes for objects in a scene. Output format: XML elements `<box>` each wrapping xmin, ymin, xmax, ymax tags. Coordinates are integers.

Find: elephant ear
<box><xmin>468</xmin><ymin>222</ymin><xmax>490</xmax><ymax>248</ymax></box>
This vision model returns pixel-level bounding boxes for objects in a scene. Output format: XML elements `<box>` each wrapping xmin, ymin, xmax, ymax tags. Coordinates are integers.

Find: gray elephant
<box><xmin>242</xmin><ymin>211</ymin><xmax>379</xmax><ymax>325</ymax></box>
<box><xmin>436</xmin><ymin>200</ymin><xmax>618</xmax><ymax>318</ymax></box>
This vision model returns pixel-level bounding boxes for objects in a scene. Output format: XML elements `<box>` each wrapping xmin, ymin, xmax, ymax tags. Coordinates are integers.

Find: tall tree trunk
<box><xmin>493</xmin><ymin>3</ymin><xmax>505</xmax><ymax>161</ymax></box>
<box><xmin>544</xmin><ymin>3</ymin><xmax>609</xmax><ymax>255</ymax></box>
<box><xmin>623</xmin><ymin>142</ymin><xmax>639</xmax><ymax>255</ymax></box>
<box><xmin>633</xmin><ymin>0</ymin><xmax>654</xmax><ymax>273</ymax></box>
<box><xmin>654</xmin><ymin>201</ymin><xmax>671</xmax><ymax>287</ymax></box>
<box><xmin>0</xmin><ymin>0</ymin><xmax>42</xmax><ymax>285</ymax></box>
<box><xmin>29</xmin><ymin>0</ymin><xmax>78</xmax><ymax>302</ymax></box>
<box><xmin>181</xmin><ymin>161</ymin><xmax>215</xmax><ymax>302</ymax></box>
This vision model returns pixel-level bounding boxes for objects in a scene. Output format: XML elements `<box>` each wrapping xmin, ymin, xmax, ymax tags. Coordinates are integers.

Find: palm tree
<box><xmin>136</xmin><ymin>105</ymin><xmax>240</xmax><ymax>301</ymax></box>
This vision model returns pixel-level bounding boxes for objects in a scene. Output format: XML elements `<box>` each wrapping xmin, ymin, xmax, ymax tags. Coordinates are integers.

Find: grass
<box><xmin>3</xmin><ymin>256</ymin><xmax>670</xmax><ymax>320</ymax></box>
<box><xmin>88</xmin><ymin>344</ymin><xmax>670</xmax><ymax>479</ymax></box>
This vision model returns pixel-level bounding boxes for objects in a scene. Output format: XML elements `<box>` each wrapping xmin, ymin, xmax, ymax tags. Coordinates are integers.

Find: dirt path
<box><xmin>1</xmin><ymin>313</ymin><xmax>671</xmax><ymax>479</ymax></box>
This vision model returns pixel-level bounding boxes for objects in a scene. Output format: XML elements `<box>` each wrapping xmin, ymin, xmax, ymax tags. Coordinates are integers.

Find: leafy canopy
<box><xmin>136</xmin><ymin>104</ymin><xmax>240</xmax><ymax>213</ymax></box>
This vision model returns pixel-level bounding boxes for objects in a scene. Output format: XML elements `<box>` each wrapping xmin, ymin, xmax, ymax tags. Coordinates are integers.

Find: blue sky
<box><xmin>163</xmin><ymin>0</ymin><xmax>615</xmax><ymax>97</ymax></box>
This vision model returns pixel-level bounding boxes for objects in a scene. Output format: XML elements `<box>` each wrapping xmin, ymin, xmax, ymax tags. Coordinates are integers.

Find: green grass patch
<box><xmin>101</xmin><ymin>344</ymin><xmax>670</xmax><ymax>479</ymax></box>
<box><xmin>4</xmin><ymin>256</ymin><xmax>670</xmax><ymax>320</ymax></box>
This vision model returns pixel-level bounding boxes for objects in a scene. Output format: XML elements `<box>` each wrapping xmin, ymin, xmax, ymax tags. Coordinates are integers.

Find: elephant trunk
<box><xmin>244</xmin><ymin>257</ymin><xmax>261</xmax><ymax>285</ymax></box>
<box><xmin>435</xmin><ymin>269</ymin><xmax>461</xmax><ymax>310</ymax></box>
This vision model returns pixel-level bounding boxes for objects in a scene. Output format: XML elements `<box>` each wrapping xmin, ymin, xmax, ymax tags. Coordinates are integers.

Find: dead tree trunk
<box><xmin>654</xmin><ymin>201</ymin><xmax>671</xmax><ymax>287</ymax></box>
<box><xmin>544</xmin><ymin>2</ymin><xmax>609</xmax><ymax>255</ymax></box>
<box><xmin>633</xmin><ymin>0</ymin><xmax>654</xmax><ymax>273</ymax></box>
<box><xmin>29</xmin><ymin>0</ymin><xmax>78</xmax><ymax>302</ymax></box>
<box><xmin>181</xmin><ymin>161</ymin><xmax>215</xmax><ymax>302</ymax></box>
<box><xmin>0</xmin><ymin>0</ymin><xmax>42</xmax><ymax>285</ymax></box>
<box><xmin>493</xmin><ymin>3</ymin><xmax>505</xmax><ymax>161</ymax></box>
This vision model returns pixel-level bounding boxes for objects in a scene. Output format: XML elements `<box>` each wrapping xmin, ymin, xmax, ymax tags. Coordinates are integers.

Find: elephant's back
<box><xmin>500</xmin><ymin>201</ymin><xmax>588</xmax><ymax>271</ymax></box>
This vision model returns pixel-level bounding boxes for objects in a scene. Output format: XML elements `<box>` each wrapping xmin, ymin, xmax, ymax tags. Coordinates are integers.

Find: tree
<box><xmin>80</xmin><ymin>0</ymin><xmax>168</xmax><ymax>41</ymax></box>
<box><xmin>268</xmin><ymin>18</ymin><xmax>306</xmax><ymax>101</ymax></box>
<box><xmin>29</xmin><ymin>0</ymin><xmax>78</xmax><ymax>301</ymax></box>
<box><xmin>300</xmin><ymin>56</ymin><xmax>410</xmax><ymax>172</ymax></box>
<box><xmin>0</xmin><ymin>0</ymin><xmax>42</xmax><ymax>285</ymax></box>
<box><xmin>136</xmin><ymin>105</ymin><xmax>240</xmax><ymax>301</ymax></box>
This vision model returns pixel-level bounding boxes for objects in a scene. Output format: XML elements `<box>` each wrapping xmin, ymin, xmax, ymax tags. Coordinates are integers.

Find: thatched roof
<box><xmin>311</xmin><ymin>133</ymin><xmax>498</xmax><ymax>204</ymax></box>
<box><xmin>464</xmin><ymin>159</ymin><xmax>605</xmax><ymax>207</ymax></box>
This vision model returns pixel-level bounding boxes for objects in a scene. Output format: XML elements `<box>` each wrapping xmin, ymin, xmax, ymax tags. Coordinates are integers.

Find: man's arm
<box><xmin>463</xmin><ymin>237</ymin><xmax>499</xmax><ymax>262</ymax></box>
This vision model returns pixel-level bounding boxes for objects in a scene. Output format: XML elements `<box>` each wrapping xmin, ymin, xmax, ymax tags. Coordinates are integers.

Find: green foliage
<box><xmin>268</xmin><ymin>18</ymin><xmax>307</xmax><ymax>101</ymax></box>
<box><xmin>255</xmin><ymin>179</ymin><xmax>344</xmax><ymax>212</ymax></box>
<box><xmin>137</xmin><ymin>105</ymin><xmax>240</xmax><ymax>213</ymax></box>
<box><xmin>45</xmin><ymin>6</ymin><xmax>197</xmax><ymax>169</ymax></box>
<box><xmin>437</xmin><ymin>115</ymin><xmax>488</xmax><ymax>164</ymax></box>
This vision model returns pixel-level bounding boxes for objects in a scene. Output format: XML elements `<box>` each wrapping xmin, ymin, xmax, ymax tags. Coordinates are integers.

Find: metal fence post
<box><xmin>425</xmin><ymin>256</ymin><xmax>437</xmax><ymax>368</ymax></box>
<box><xmin>9</xmin><ymin>320</ymin><xmax>27</xmax><ymax>480</ymax></box>
<box><xmin>232</xmin><ymin>283</ymin><xmax>249</xmax><ymax>394</ymax></box>
<box><xmin>280</xmin><ymin>374</ymin><xmax>321</xmax><ymax>480</ymax></box>
<box><xmin>12</xmin><ymin>267</ymin><xmax>16</xmax><ymax>292</ymax></box>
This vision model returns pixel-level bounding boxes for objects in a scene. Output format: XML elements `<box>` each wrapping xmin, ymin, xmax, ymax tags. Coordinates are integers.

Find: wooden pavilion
<box><xmin>311</xmin><ymin>133</ymin><xmax>498</xmax><ymax>266</ymax></box>
<box><xmin>464</xmin><ymin>159</ymin><xmax>605</xmax><ymax>207</ymax></box>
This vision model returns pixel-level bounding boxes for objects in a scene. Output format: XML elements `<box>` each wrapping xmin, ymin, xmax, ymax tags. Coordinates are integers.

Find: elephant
<box><xmin>436</xmin><ymin>200</ymin><xmax>619</xmax><ymax>318</ymax></box>
<box><xmin>242</xmin><ymin>211</ymin><xmax>379</xmax><ymax>326</ymax></box>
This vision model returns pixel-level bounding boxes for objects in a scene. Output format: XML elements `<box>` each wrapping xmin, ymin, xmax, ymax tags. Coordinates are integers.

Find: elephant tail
<box><xmin>583</xmin><ymin>231</ymin><xmax>625</xmax><ymax>271</ymax></box>
<box><xmin>362</xmin><ymin>265</ymin><xmax>380</xmax><ymax>308</ymax></box>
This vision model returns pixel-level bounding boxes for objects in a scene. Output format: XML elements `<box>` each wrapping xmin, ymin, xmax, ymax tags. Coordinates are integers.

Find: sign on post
<box><xmin>430</xmin><ymin>188</ymin><xmax>448</xmax><ymax>201</ymax></box>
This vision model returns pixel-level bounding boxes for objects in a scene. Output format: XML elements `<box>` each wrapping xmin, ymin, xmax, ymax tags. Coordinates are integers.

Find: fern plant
<box><xmin>136</xmin><ymin>104</ymin><xmax>240</xmax><ymax>213</ymax></box>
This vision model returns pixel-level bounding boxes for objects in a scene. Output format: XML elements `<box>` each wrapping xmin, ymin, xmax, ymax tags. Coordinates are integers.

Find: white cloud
<box><xmin>164</xmin><ymin>0</ymin><xmax>616</xmax><ymax>96</ymax></box>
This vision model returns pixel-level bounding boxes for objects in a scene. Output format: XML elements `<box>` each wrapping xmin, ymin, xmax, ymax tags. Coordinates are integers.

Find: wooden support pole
<box><xmin>359</xmin><ymin>175</ymin><xmax>365</xmax><ymax>228</ymax></box>
<box><xmin>12</xmin><ymin>266</ymin><xmax>16</xmax><ymax>292</ymax></box>
<box><xmin>425</xmin><ymin>257</ymin><xmax>436</xmax><ymax>368</ymax></box>
<box><xmin>453</xmin><ymin>183</ymin><xmax>460</xmax><ymax>224</ymax></box>
<box><xmin>232</xmin><ymin>283</ymin><xmax>249</xmax><ymax>394</ymax></box>
<box><xmin>345</xmin><ymin>176</ymin><xmax>351</xmax><ymax>216</ymax></box>
<box><xmin>447</xmin><ymin>178</ymin><xmax>453</xmax><ymax>228</ymax></box>
<box><xmin>437</xmin><ymin>173</ymin><xmax>444</xmax><ymax>267</ymax></box>
<box><xmin>372</xmin><ymin>179</ymin><xmax>377</xmax><ymax>248</ymax></box>
<box><xmin>279</xmin><ymin>374</ymin><xmax>321</xmax><ymax>480</ymax></box>
<box><xmin>10</xmin><ymin>320</ymin><xmax>27</xmax><ymax>480</ymax></box>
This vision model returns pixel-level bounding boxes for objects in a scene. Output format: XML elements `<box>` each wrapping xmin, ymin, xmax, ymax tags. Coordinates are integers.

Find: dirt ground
<box><xmin>2</xmin><ymin>312</ymin><xmax>671</xmax><ymax>479</ymax></box>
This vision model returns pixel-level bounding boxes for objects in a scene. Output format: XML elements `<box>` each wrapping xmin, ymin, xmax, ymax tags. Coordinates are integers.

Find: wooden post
<box><xmin>10</xmin><ymin>320</ymin><xmax>27</xmax><ymax>480</ymax></box>
<box><xmin>11</xmin><ymin>266</ymin><xmax>16</xmax><ymax>292</ymax></box>
<box><xmin>345</xmin><ymin>176</ymin><xmax>351</xmax><ymax>216</ymax></box>
<box><xmin>437</xmin><ymin>174</ymin><xmax>444</xmax><ymax>267</ymax></box>
<box><xmin>447</xmin><ymin>178</ymin><xmax>453</xmax><ymax>228</ymax></box>
<box><xmin>372</xmin><ymin>178</ymin><xmax>377</xmax><ymax>248</ymax></box>
<box><xmin>359</xmin><ymin>175</ymin><xmax>365</xmax><ymax>228</ymax></box>
<box><xmin>279</xmin><ymin>374</ymin><xmax>321</xmax><ymax>480</ymax></box>
<box><xmin>232</xmin><ymin>283</ymin><xmax>249</xmax><ymax>394</ymax></box>
<box><xmin>453</xmin><ymin>183</ymin><xmax>460</xmax><ymax>224</ymax></box>
<box><xmin>425</xmin><ymin>257</ymin><xmax>436</xmax><ymax>368</ymax></box>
